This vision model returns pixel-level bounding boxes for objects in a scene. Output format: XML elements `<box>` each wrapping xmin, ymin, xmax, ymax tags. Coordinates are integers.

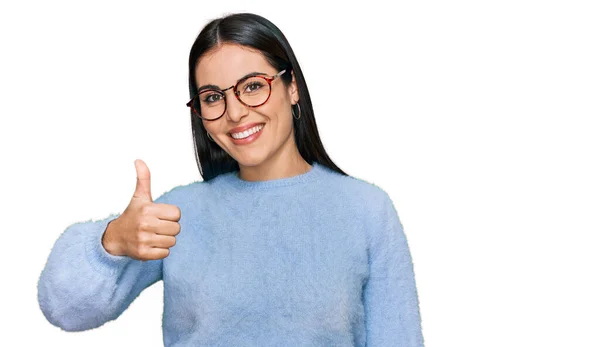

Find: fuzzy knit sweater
<box><xmin>37</xmin><ymin>162</ymin><xmax>424</xmax><ymax>346</ymax></box>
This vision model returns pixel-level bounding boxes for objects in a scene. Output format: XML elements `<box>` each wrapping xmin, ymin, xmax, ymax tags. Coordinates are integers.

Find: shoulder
<box><xmin>321</xmin><ymin>167</ymin><xmax>392</xmax><ymax>207</ymax></box>
<box><xmin>315</xmin><ymin>167</ymin><xmax>396</xmax><ymax>227</ymax></box>
<box><xmin>152</xmin><ymin>172</ymin><xmax>240</xmax><ymax>207</ymax></box>
<box><xmin>319</xmin><ymin>169</ymin><xmax>403</xmax><ymax>247</ymax></box>
<box><xmin>153</xmin><ymin>179</ymin><xmax>209</xmax><ymax>207</ymax></box>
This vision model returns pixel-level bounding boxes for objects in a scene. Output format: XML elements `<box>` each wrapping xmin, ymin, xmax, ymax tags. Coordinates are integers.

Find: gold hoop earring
<box><xmin>207</xmin><ymin>131</ymin><xmax>215</xmax><ymax>142</ymax></box>
<box><xmin>292</xmin><ymin>103</ymin><xmax>301</xmax><ymax>120</ymax></box>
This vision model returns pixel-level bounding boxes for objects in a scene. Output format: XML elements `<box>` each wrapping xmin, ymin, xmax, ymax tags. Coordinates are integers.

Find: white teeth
<box><xmin>231</xmin><ymin>124</ymin><xmax>264</xmax><ymax>139</ymax></box>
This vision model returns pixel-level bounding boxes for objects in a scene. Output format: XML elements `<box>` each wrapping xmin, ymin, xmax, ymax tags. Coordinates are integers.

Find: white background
<box><xmin>1</xmin><ymin>1</ymin><xmax>598</xmax><ymax>346</ymax></box>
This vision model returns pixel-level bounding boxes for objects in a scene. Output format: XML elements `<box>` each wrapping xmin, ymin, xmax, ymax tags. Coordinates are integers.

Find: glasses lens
<box><xmin>195</xmin><ymin>90</ymin><xmax>225</xmax><ymax>120</ymax></box>
<box><xmin>236</xmin><ymin>76</ymin><xmax>271</xmax><ymax>107</ymax></box>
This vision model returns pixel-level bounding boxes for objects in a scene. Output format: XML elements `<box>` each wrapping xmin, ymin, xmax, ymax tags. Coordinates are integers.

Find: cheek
<box><xmin>202</xmin><ymin>120</ymin><xmax>221</xmax><ymax>136</ymax></box>
<box><xmin>201</xmin><ymin>120</ymin><xmax>212</xmax><ymax>131</ymax></box>
<box><xmin>271</xmin><ymin>92</ymin><xmax>292</xmax><ymax>117</ymax></box>
<box><xmin>269</xmin><ymin>98</ymin><xmax>293</xmax><ymax>129</ymax></box>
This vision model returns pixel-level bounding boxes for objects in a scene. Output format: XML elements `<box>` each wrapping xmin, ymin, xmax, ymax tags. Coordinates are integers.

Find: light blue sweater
<box><xmin>37</xmin><ymin>162</ymin><xmax>424</xmax><ymax>346</ymax></box>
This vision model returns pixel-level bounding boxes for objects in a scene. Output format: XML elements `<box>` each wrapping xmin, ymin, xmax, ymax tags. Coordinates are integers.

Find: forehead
<box><xmin>195</xmin><ymin>44</ymin><xmax>275</xmax><ymax>88</ymax></box>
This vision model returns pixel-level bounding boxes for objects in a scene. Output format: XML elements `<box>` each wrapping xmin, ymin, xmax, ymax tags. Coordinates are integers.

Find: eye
<box><xmin>243</xmin><ymin>81</ymin><xmax>266</xmax><ymax>93</ymax></box>
<box><xmin>202</xmin><ymin>92</ymin><xmax>223</xmax><ymax>104</ymax></box>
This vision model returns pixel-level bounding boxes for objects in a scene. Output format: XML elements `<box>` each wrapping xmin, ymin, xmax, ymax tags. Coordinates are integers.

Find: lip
<box><xmin>229</xmin><ymin>123</ymin><xmax>265</xmax><ymax>145</ymax></box>
<box><xmin>228</xmin><ymin>122</ymin><xmax>265</xmax><ymax>135</ymax></box>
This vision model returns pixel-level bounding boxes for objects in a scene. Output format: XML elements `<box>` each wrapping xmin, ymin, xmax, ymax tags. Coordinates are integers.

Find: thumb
<box><xmin>133</xmin><ymin>159</ymin><xmax>153</xmax><ymax>201</ymax></box>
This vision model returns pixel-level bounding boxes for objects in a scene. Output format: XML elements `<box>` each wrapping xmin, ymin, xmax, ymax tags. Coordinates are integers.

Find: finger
<box><xmin>133</xmin><ymin>159</ymin><xmax>153</xmax><ymax>201</ymax></box>
<box><xmin>150</xmin><ymin>203</ymin><xmax>181</xmax><ymax>222</ymax></box>
<box><xmin>143</xmin><ymin>247</ymin><xmax>170</xmax><ymax>260</ymax></box>
<box><xmin>151</xmin><ymin>234</ymin><xmax>177</xmax><ymax>249</ymax></box>
<box><xmin>153</xmin><ymin>219</ymin><xmax>181</xmax><ymax>236</ymax></box>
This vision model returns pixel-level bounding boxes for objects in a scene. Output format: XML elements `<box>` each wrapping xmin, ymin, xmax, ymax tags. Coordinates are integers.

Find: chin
<box><xmin>234</xmin><ymin>154</ymin><xmax>268</xmax><ymax>168</ymax></box>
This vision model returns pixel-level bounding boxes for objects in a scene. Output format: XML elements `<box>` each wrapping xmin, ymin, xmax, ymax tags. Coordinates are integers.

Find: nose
<box><xmin>224</xmin><ymin>89</ymin><xmax>249</xmax><ymax>122</ymax></box>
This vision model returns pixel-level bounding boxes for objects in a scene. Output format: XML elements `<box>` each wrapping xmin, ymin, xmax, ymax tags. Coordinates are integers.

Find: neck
<box><xmin>237</xmin><ymin>138</ymin><xmax>311</xmax><ymax>182</ymax></box>
<box><xmin>238</xmin><ymin>156</ymin><xmax>311</xmax><ymax>182</ymax></box>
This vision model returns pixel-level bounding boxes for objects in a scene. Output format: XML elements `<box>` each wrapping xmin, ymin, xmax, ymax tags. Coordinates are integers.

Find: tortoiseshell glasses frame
<box><xmin>186</xmin><ymin>69</ymin><xmax>287</xmax><ymax>121</ymax></box>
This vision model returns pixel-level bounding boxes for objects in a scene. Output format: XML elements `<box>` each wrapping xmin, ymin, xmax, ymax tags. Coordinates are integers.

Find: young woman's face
<box><xmin>195</xmin><ymin>43</ymin><xmax>299</xmax><ymax>168</ymax></box>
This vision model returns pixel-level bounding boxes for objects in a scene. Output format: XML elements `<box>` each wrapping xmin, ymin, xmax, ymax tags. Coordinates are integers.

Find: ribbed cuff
<box><xmin>84</xmin><ymin>213</ymin><xmax>132</xmax><ymax>276</ymax></box>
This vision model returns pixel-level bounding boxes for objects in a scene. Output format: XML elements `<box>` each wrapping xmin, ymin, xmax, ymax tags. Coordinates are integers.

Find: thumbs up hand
<box><xmin>101</xmin><ymin>159</ymin><xmax>181</xmax><ymax>261</ymax></box>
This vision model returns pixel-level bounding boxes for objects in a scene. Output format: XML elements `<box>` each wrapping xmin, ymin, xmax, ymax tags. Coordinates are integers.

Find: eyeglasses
<box><xmin>186</xmin><ymin>69</ymin><xmax>287</xmax><ymax>121</ymax></box>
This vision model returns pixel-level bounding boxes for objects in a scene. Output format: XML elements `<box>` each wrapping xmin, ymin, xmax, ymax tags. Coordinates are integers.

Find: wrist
<box><xmin>102</xmin><ymin>219</ymin><xmax>125</xmax><ymax>256</ymax></box>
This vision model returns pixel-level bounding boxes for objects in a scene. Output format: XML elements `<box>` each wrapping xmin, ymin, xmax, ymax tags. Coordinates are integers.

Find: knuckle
<box><xmin>141</xmin><ymin>205</ymin><xmax>152</xmax><ymax>216</ymax></box>
<box><xmin>138</xmin><ymin>219</ymin><xmax>150</xmax><ymax>231</ymax></box>
<box><xmin>135</xmin><ymin>244</ymin><xmax>146</xmax><ymax>258</ymax></box>
<box><xmin>137</xmin><ymin>232</ymin><xmax>150</xmax><ymax>245</ymax></box>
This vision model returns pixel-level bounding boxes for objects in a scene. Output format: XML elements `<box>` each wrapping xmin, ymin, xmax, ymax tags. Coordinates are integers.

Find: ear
<box><xmin>287</xmin><ymin>71</ymin><xmax>299</xmax><ymax>105</ymax></box>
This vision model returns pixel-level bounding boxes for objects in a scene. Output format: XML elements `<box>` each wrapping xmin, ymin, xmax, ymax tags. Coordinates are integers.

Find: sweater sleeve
<box><xmin>37</xmin><ymin>191</ymin><xmax>171</xmax><ymax>332</ymax></box>
<box><xmin>363</xmin><ymin>192</ymin><xmax>425</xmax><ymax>346</ymax></box>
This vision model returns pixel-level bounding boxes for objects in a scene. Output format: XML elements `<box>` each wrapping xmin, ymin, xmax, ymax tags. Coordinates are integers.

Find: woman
<box><xmin>38</xmin><ymin>12</ymin><xmax>424</xmax><ymax>346</ymax></box>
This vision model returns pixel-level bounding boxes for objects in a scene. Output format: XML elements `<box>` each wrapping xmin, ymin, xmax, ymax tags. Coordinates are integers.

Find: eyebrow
<box><xmin>197</xmin><ymin>71</ymin><xmax>268</xmax><ymax>92</ymax></box>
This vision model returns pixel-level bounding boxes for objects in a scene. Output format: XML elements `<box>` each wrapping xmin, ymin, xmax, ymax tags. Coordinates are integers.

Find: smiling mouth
<box><xmin>228</xmin><ymin>123</ymin><xmax>265</xmax><ymax>139</ymax></box>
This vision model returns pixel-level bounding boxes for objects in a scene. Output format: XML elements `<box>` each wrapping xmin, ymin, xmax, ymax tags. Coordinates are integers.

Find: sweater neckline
<box><xmin>227</xmin><ymin>161</ymin><xmax>325</xmax><ymax>190</ymax></box>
